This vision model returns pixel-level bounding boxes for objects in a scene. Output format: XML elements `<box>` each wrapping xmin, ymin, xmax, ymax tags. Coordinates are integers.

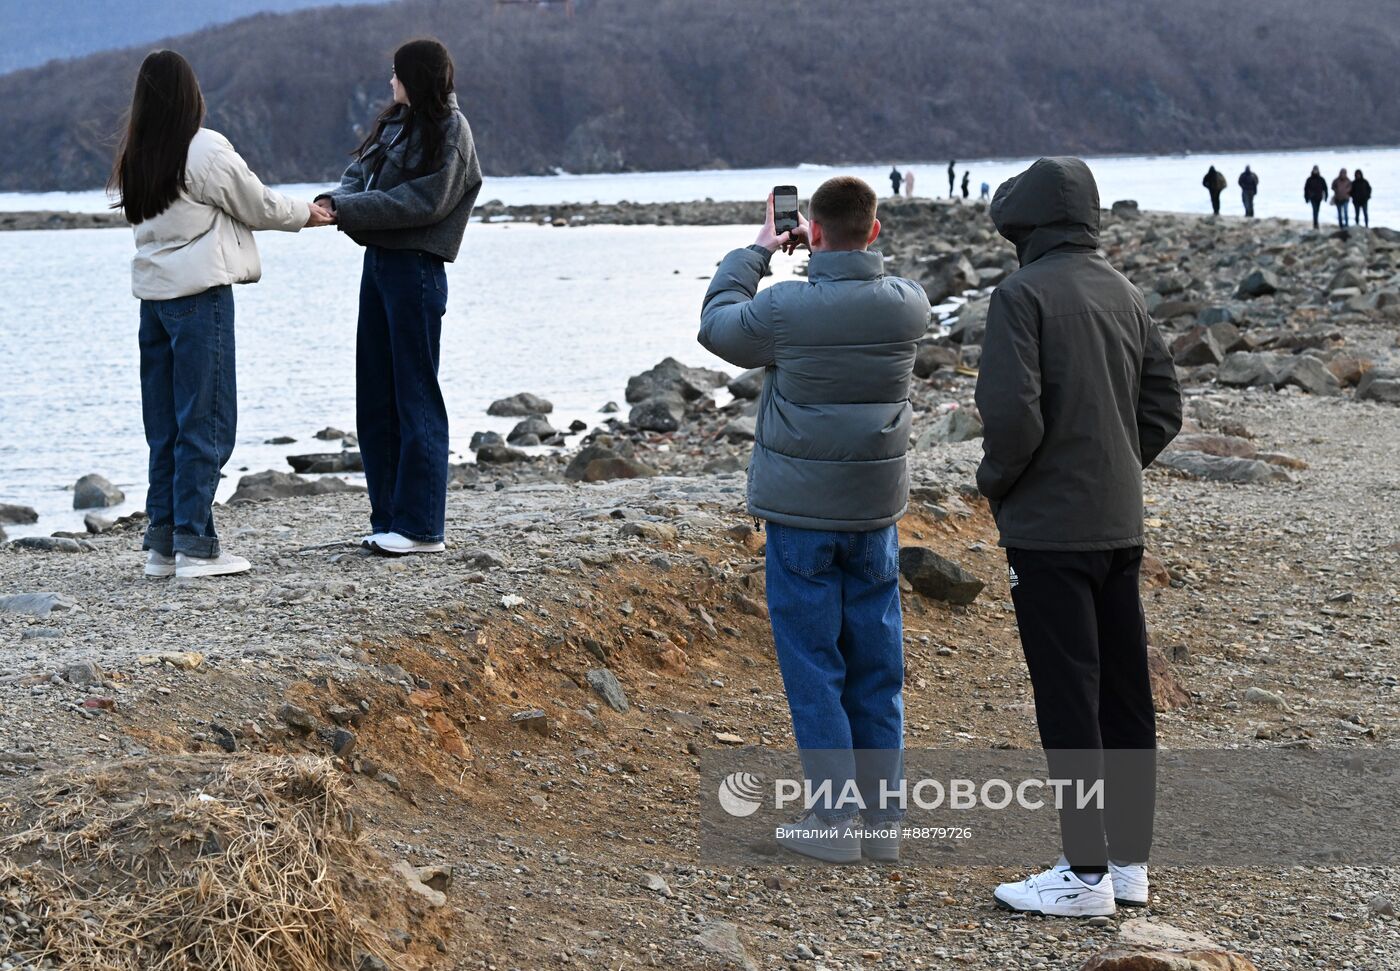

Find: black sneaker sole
<box><xmin>1114</xmin><ymin>897</ymin><xmax>1148</xmax><ymax>908</ymax></box>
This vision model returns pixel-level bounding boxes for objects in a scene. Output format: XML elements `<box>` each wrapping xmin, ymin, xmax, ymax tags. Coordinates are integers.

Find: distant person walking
<box><xmin>1202</xmin><ymin>165</ymin><xmax>1227</xmax><ymax>215</ymax></box>
<box><xmin>948</xmin><ymin>159</ymin><xmax>957</xmax><ymax>198</ymax></box>
<box><xmin>961</xmin><ymin>170</ymin><xmax>971</xmax><ymax>200</ymax></box>
<box><xmin>1304</xmin><ymin>166</ymin><xmax>1328</xmax><ymax>228</ymax></box>
<box><xmin>889</xmin><ymin>166</ymin><xmax>903</xmax><ymax>197</ymax></box>
<box><xmin>904</xmin><ymin>170</ymin><xmax>915</xmax><ymax>198</ymax></box>
<box><xmin>1352</xmin><ymin>169</ymin><xmax>1372</xmax><ymax>227</ymax></box>
<box><xmin>110</xmin><ymin>51</ymin><xmax>333</xmax><ymax>581</ymax></box>
<box><xmin>1238</xmin><ymin>165</ymin><xmax>1259</xmax><ymax>217</ymax></box>
<box><xmin>1332</xmin><ymin>169</ymin><xmax>1353</xmax><ymax>227</ymax></box>
<box><xmin>315</xmin><ymin>38</ymin><xmax>483</xmax><ymax>557</ymax></box>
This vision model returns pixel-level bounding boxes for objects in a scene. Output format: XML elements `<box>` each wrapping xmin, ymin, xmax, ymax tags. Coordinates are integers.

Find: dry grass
<box><xmin>0</xmin><ymin>756</ymin><xmax>392</xmax><ymax>971</ymax></box>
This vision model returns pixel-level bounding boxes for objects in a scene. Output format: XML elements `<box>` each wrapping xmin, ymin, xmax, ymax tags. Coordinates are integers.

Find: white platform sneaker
<box><xmin>370</xmin><ymin>532</ymin><xmax>446</xmax><ymax>556</ymax></box>
<box><xmin>1109</xmin><ymin>862</ymin><xmax>1149</xmax><ymax>907</ymax></box>
<box><xmin>993</xmin><ymin>865</ymin><xmax>1116</xmax><ymax>917</ymax></box>
<box><xmin>144</xmin><ymin>551</ymin><xmax>176</xmax><ymax>578</ymax></box>
<box><xmin>175</xmin><ymin>551</ymin><xmax>251</xmax><ymax>579</ymax></box>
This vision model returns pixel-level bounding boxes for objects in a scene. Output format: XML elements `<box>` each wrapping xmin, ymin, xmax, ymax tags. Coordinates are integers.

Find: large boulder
<box><xmin>286</xmin><ymin>452</ymin><xmax>363</xmax><ymax>474</ymax></box>
<box><xmin>73</xmin><ymin>474</ymin><xmax>124</xmax><ymax>510</ymax></box>
<box><xmin>726</xmin><ymin>368</ymin><xmax>766</xmax><ymax>400</ymax></box>
<box><xmin>947</xmin><ymin>297</ymin><xmax>989</xmax><ymax>344</ymax></box>
<box><xmin>1154</xmin><ymin>451</ymin><xmax>1293</xmax><ymax>484</ymax></box>
<box><xmin>564</xmin><ymin>444</ymin><xmax>656</xmax><ymax>482</ymax></box>
<box><xmin>487</xmin><ymin>392</ymin><xmax>553</xmax><ymax>416</ymax></box>
<box><xmin>625</xmin><ymin>357</ymin><xmax>728</xmax><ymax>404</ymax></box>
<box><xmin>1147</xmin><ymin>647</ymin><xmax>1191</xmax><ymax>711</ymax></box>
<box><xmin>228</xmin><ymin>470</ymin><xmax>365</xmax><ymax>503</ymax></box>
<box><xmin>475</xmin><ymin>444</ymin><xmax>530</xmax><ymax>464</ymax></box>
<box><xmin>1169</xmin><ymin>434</ymin><xmax>1255</xmax><ymax>459</ymax></box>
<box><xmin>1216</xmin><ymin>351</ymin><xmax>1282</xmax><ymax>388</ymax></box>
<box><xmin>1276</xmin><ymin>355</ymin><xmax>1341</xmax><ymax>396</ymax></box>
<box><xmin>629</xmin><ymin>394</ymin><xmax>687</xmax><ymax>433</ymax></box>
<box><xmin>1233</xmin><ymin>268</ymin><xmax>1281</xmax><ymax>299</ymax></box>
<box><xmin>898</xmin><ymin>548</ymin><xmax>983</xmax><ymax>604</ymax></box>
<box><xmin>507</xmin><ymin>416</ymin><xmax>557</xmax><ymax>444</ymax></box>
<box><xmin>910</xmin><ymin>253</ymin><xmax>978</xmax><ymax>305</ymax></box>
<box><xmin>1110</xmin><ymin>200</ymin><xmax>1141</xmax><ymax>219</ymax></box>
<box><xmin>1171</xmin><ymin>326</ymin><xmax>1225</xmax><ymax>366</ymax></box>
<box><xmin>914</xmin><ymin>342</ymin><xmax>960</xmax><ymax>378</ymax></box>
<box><xmin>1356</xmin><ymin>368</ymin><xmax>1400</xmax><ymax>404</ymax></box>
<box><xmin>0</xmin><ymin>592</ymin><xmax>79</xmax><ymax>618</ymax></box>
<box><xmin>915</xmin><ymin>409</ymin><xmax>983</xmax><ymax>447</ymax></box>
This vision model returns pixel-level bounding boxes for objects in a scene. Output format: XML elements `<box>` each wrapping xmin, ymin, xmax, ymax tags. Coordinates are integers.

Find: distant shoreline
<box><xmin>0</xmin><ymin>196</ymin><xmax>1348</xmax><ymax>234</ymax></box>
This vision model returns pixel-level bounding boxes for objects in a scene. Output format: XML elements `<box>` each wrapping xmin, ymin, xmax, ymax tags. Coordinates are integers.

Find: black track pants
<box><xmin>1006</xmin><ymin>546</ymin><xmax>1157</xmax><ymax>870</ymax></box>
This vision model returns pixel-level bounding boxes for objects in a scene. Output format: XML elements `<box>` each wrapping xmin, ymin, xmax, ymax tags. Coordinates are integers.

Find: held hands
<box><xmin>755</xmin><ymin>192</ymin><xmax>811</xmax><ymax>255</ymax></box>
<box><xmin>305</xmin><ymin>199</ymin><xmax>336</xmax><ymax>228</ymax></box>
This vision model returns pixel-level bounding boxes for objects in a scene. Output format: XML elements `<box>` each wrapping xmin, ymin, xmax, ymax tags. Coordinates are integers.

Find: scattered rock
<box><xmin>0</xmin><ymin>503</ymin><xmax>38</xmax><ymax>524</ymax></box>
<box><xmin>508</xmin><ymin>416</ymin><xmax>558</xmax><ymax>444</ymax></box>
<box><xmin>61</xmin><ymin>660</ymin><xmax>103</xmax><ymax>685</ymax></box>
<box><xmin>1216</xmin><ymin>352</ymin><xmax>1281</xmax><ymax>388</ymax></box>
<box><xmin>313</xmin><ymin>427</ymin><xmax>346</xmax><ymax>440</ymax></box>
<box><xmin>0</xmin><ymin>592</ymin><xmax>79</xmax><ymax>618</ymax></box>
<box><xmin>619</xmin><ymin>521</ymin><xmax>678</xmax><ymax>544</ymax></box>
<box><xmin>1146</xmin><ymin>647</ymin><xmax>1190</xmax><ymax>710</ymax></box>
<box><xmin>229</xmin><ymin>470</ymin><xmax>364</xmax><ymax>503</ymax></box>
<box><xmin>488</xmin><ymin>392</ymin><xmax>554</xmax><ymax>416</ymax></box>
<box><xmin>585</xmin><ymin>668</ymin><xmax>629</xmax><ymax>713</ymax></box>
<box><xmin>391</xmin><ymin>860</ymin><xmax>447</xmax><ymax>908</ymax></box>
<box><xmin>625</xmin><ymin>357</ymin><xmax>728</xmax><ymax>404</ymax></box>
<box><xmin>286</xmin><ymin>452</ymin><xmax>364</xmax><ymax>474</ymax></box>
<box><xmin>1154</xmin><ymin>451</ymin><xmax>1293</xmax><ymax>484</ymax></box>
<box><xmin>277</xmin><ymin>702</ymin><xmax>318</xmax><ymax>733</ymax></box>
<box><xmin>898</xmin><ymin>548</ymin><xmax>983</xmax><ymax>604</ymax></box>
<box><xmin>475</xmin><ymin>444</ymin><xmax>530</xmax><ymax>464</ymax></box>
<box><xmin>696</xmin><ymin>921</ymin><xmax>758</xmax><ymax>971</ymax></box>
<box><xmin>1356</xmin><ymin>368</ymin><xmax>1400</xmax><ymax>404</ymax></box>
<box><xmin>72</xmin><ymin>473</ymin><xmax>124</xmax><ymax>510</ymax></box>
<box><xmin>511</xmin><ymin>709</ymin><xmax>551</xmax><ymax>735</ymax></box>
<box><xmin>727</xmin><ymin>368</ymin><xmax>765</xmax><ymax>399</ymax></box>
<box><xmin>1244</xmin><ymin>686</ymin><xmax>1290</xmax><ymax>710</ymax></box>
<box><xmin>1082</xmin><ymin>919</ymin><xmax>1259</xmax><ymax>971</ymax></box>
<box><xmin>11</xmin><ymin>536</ymin><xmax>93</xmax><ymax>553</ymax></box>
<box><xmin>915</xmin><ymin>408</ymin><xmax>983</xmax><ymax>446</ymax></box>
<box><xmin>640</xmin><ymin>872</ymin><xmax>673</xmax><ymax>896</ymax></box>
<box><xmin>1276</xmin><ymin>355</ymin><xmax>1341</xmax><ymax>396</ymax></box>
<box><xmin>629</xmin><ymin>395</ymin><xmax>686</xmax><ymax>433</ymax></box>
<box><xmin>913</xmin><ymin>342</ymin><xmax>960</xmax><ymax>378</ymax></box>
<box><xmin>1234</xmin><ymin>268</ymin><xmax>1280</xmax><ymax>299</ymax></box>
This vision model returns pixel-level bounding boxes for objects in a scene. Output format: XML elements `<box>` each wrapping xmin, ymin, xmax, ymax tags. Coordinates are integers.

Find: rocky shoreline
<box><xmin>2</xmin><ymin>200</ymin><xmax>1398</xmax><ymax>970</ymax></box>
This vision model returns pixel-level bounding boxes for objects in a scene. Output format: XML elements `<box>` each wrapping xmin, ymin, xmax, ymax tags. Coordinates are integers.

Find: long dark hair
<box><xmin>354</xmin><ymin>38</ymin><xmax>455</xmax><ymax>177</ymax></box>
<box><xmin>108</xmin><ymin>51</ymin><xmax>206</xmax><ymax>224</ymax></box>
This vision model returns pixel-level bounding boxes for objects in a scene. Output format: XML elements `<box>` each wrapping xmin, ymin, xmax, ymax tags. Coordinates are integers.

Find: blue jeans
<box><xmin>357</xmin><ymin>247</ymin><xmax>450</xmax><ymax>542</ymax></box>
<box><xmin>139</xmin><ymin>285</ymin><xmax>236</xmax><ymax>558</ymax></box>
<box><xmin>1337</xmin><ymin>202</ymin><xmax>1350</xmax><ymax>227</ymax></box>
<box><xmin>765</xmin><ymin>521</ymin><xmax>905</xmax><ymax>821</ymax></box>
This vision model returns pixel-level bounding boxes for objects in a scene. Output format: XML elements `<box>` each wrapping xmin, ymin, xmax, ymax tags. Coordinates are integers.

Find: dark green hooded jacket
<box><xmin>975</xmin><ymin>157</ymin><xmax>1182</xmax><ymax>551</ymax></box>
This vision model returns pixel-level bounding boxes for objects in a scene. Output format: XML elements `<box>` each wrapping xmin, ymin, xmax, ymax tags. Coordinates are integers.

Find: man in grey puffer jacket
<box><xmin>976</xmin><ymin>157</ymin><xmax>1182</xmax><ymax>917</ymax></box>
<box><xmin>699</xmin><ymin>177</ymin><xmax>929</xmax><ymax>863</ymax></box>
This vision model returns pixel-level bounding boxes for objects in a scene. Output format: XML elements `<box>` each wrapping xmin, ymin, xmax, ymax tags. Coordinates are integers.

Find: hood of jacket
<box><xmin>991</xmin><ymin>156</ymin><xmax>1101</xmax><ymax>266</ymax></box>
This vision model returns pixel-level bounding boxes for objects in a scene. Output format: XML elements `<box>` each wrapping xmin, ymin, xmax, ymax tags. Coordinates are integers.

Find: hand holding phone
<box><xmin>773</xmin><ymin>185</ymin><xmax>799</xmax><ymax>235</ymax></box>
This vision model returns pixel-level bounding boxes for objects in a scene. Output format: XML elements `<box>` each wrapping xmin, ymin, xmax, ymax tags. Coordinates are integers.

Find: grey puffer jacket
<box><xmin>975</xmin><ymin>157</ymin><xmax>1182</xmax><ymax>551</ymax></box>
<box><xmin>319</xmin><ymin>93</ymin><xmax>482</xmax><ymax>262</ymax></box>
<box><xmin>699</xmin><ymin>247</ymin><xmax>930</xmax><ymax>531</ymax></box>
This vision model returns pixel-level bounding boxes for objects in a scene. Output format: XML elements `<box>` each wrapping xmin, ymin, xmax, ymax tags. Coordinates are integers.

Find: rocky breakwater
<box><xmin>0</xmin><ymin>210</ymin><xmax>127</xmax><ymax>232</ymax></box>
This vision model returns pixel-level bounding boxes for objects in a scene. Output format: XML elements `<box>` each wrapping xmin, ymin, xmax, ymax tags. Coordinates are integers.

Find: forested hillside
<box><xmin>3</xmin><ymin>0</ymin><xmax>1399</xmax><ymax>190</ymax></box>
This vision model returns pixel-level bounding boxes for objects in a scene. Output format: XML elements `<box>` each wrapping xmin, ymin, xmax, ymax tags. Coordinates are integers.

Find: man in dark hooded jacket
<box><xmin>1238</xmin><ymin>166</ymin><xmax>1259</xmax><ymax>217</ymax></box>
<box><xmin>1203</xmin><ymin>165</ymin><xmax>1227</xmax><ymax>214</ymax></box>
<box><xmin>975</xmin><ymin>157</ymin><xmax>1182</xmax><ymax>918</ymax></box>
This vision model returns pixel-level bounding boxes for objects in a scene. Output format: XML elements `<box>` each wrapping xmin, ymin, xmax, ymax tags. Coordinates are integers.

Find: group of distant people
<box><xmin>888</xmin><ymin>161</ymin><xmax>990</xmax><ymax>202</ymax></box>
<box><xmin>1203</xmin><ymin>163</ymin><xmax>1374</xmax><ymax>229</ymax></box>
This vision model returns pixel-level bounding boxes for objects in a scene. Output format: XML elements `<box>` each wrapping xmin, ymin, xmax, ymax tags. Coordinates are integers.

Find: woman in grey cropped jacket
<box><xmin>317</xmin><ymin>38</ymin><xmax>482</xmax><ymax>557</ymax></box>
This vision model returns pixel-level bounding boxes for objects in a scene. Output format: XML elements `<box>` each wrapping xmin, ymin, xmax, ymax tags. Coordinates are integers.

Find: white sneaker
<box><xmin>861</xmin><ymin>819</ymin><xmax>901</xmax><ymax>862</ymax></box>
<box><xmin>175</xmin><ymin>551</ymin><xmax>252</xmax><ymax>579</ymax></box>
<box><xmin>360</xmin><ymin>532</ymin><xmax>388</xmax><ymax>549</ymax></box>
<box><xmin>1109</xmin><ymin>862</ymin><xmax>1149</xmax><ymax>907</ymax></box>
<box><xmin>775</xmin><ymin>811</ymin><xmax>862</xmax><ymax>864</ymax></box>
<box><xmin>370</xmin><ymin>532</ymin><xmax>446</xmax><ymax>556</ymax></box>
<box><xmin>993</xmin><ymin>865</ymin><xmax>1116</xmax><ymax>917</ymax></box>
<box><xmin>144</xmin><ymin>551</ymin><xmax>176</xmax><ymax>578</ymax></box>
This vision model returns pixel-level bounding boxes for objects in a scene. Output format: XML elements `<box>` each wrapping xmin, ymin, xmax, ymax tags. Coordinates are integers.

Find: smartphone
<box><xmin>773</xmin><ymin>185</ymin><xmax>799</xmax><ymax>235</ymax></box>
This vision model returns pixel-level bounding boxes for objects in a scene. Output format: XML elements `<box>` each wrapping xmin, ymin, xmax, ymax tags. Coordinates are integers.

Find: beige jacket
<box><xmin>130</xmin><ymin>128</ymin><xmax>309</xmax><ymax>300</ymax></box>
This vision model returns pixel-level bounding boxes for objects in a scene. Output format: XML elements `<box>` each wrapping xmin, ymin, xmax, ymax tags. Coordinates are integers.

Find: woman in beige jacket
<box><xmin>109</xmin><ymin>50</ymin><xmax>333</xmax><ymax>580</ymax></box>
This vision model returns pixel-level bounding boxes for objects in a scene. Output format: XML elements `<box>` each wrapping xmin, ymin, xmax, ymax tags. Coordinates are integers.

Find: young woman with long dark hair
<box><xmin>316</xmin><ymin>38</ymin><xmax>482</xmax><ymax>557</ymax></box>
<box><xmin>111</xmin><ymin>50</ymin><xmax>334</xmax><ymax>579</ymax></box>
